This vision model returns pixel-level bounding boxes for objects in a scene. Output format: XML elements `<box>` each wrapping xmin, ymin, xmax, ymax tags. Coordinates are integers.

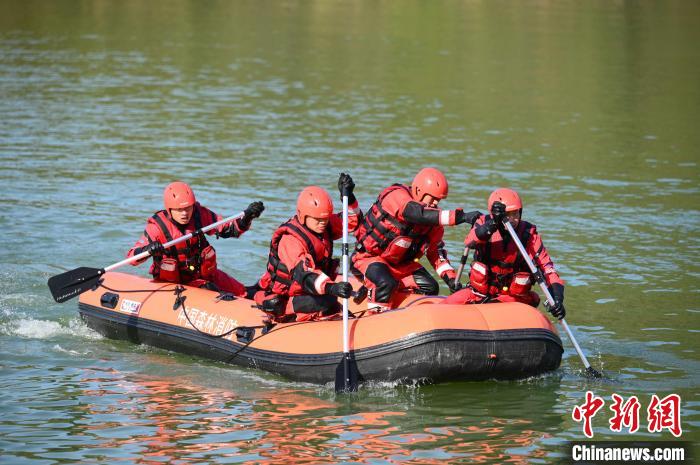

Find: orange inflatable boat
<box><xmin>78</xmin><ymin>272</ymin><xmax>563</xmax><ymax>384</ymax></box>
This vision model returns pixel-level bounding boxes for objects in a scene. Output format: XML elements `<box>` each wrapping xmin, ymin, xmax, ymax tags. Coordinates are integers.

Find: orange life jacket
<box><xmin>148</xmin><ymin>206</ymin><xmax>216</xmax><ymax>283</ymax></box>
<box><xmin>472</xmin><ymin>218</ymin><xmax>541</xmax><ymax>295</ymax></box>
<box><xmin>354</xmin><ymin>184</ymin><xmax>432</xmax><ymax>265</ymax></box>
<box><xmin>262</xmin><ymin>217</ymin><xmax>334</xmax><ymax>297</ymax></box>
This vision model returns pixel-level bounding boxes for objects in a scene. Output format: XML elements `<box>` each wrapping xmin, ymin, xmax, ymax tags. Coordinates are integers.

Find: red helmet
<box><xmin>296</xmin><ymin>186</ymin><xmax>334</xmax><ymax>223</ymax></box>
<box><xmin>488</xmin><ymin>188</ymin><xmax>522</xmax><ymax>212</ymax></box>
<box><xmin>411</xmin><ymin>167</ymin><xmax>449</xmax><ymax>202</ymax></box>
<box><xmin>163</xmin><ymin>181</ymin><xmax>196</xmax><ymax>210</ymax></box>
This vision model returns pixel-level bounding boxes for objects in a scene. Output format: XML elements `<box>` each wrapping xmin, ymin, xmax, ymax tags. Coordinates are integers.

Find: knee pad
<box><xmin>365</xmin><ymin>262</ymin><xmax>398</xmax><ymax>303</ymax></box>
<box><xmin>468</xmin><ymin>261</ymin><xmax>489</xmax><ymax>295</ymax></box>
<box><xmin>508</xmin><ymin>272</ymin><xmax>532</xmax><ymax>296</ymax></box>
<box><xmin>199</xmin><ymin>245</ymin><xmax>217</xmax><ymax>280</ymax></box>
<box><xmin>156</xmin><ymin>257</ymin><xmax>180</xmax><ymax>283</ymax></box>
<box><xmin>256</xmin><ymin>293</ymin><xmax>286</xmax><ymax>316</ymax></box>
<box><xmin>292</xmin><ymin>295</ymin><xmax>339</xmax><ymax>314</ymax></box>
<box><xmin>411</xmin><ymin>268</ymin><xmax>439</xmax><ymax>295</ymax></box>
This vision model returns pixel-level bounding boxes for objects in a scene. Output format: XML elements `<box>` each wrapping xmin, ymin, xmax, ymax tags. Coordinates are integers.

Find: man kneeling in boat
<box><xmin>127</xmin><ymin>181</ymin><xmax>264</xmax><ymax>296</ymax></box>
<box><xmin>254</xmin><ymin>174</ymin><xmax>360</xmax><ymax>322</ymax></box>
<box><xmin>443</xmin><ymin>188</ymin><xmax>566</xmax><ymax>320</ymax></box>
<box><xmin>352</xmin><ymin>167</ymin><xmax>481</xmax><ymax>312</ymax></box>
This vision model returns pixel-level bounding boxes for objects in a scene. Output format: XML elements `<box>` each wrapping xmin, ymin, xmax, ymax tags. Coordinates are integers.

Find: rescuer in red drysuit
<box><xmin>352</xmin><ymin>167</ymin><xmax>481</xmax><ymax>312</ymax></box>
<box><xmin>442</xmin><ymin>188</ymin><xmax>566</xmax><ymax>320</ymax></box>
<box><xmin>127</xmin><ymin>181</ymin><xmax>264</xmax><ymax>296</ymax></box>
<box><xmin>254</xmin><ymin>173</ymin><xmax>360</xmax><ymax>322</ymax></box>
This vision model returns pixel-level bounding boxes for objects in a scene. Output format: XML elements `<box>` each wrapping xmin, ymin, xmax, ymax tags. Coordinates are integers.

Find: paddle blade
<box><xmin>585</xmin><ymin>366</ymin><xmax>603</xmax><ymax>379</ymax></box>
<box><xmin>48</xmin><ymin>267</ymin><xmax>104</xmax><ymax>303</ymax></box>
<box><xmin>335</xmin><ymin>353</ymin><xmax>359</xmax><ymax>393</ymax></box>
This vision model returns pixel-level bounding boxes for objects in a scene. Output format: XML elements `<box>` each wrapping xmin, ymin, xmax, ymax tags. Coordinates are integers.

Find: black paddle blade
<box><xmin>585</xmin><ymin>366</ymin><xmax>603</xmax><ymax>379</ymax></box>
<box><xmin>335</xmin><ymin>353</ymin><xmax>359</xmax><ymax>393</ymax></box>
<box><xmin>48</xmin><ymin>267</ymin><xmax>104</xmax><ymax>303</ymax></box>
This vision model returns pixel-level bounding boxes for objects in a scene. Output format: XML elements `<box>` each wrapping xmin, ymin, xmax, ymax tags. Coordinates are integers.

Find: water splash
<box><xmin>1</xmin><ymin>316</ymin><xmax>101</xmax><ymax>340</ymax></box>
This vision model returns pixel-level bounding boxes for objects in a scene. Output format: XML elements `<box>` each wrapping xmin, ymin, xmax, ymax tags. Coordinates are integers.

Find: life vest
<box><xmin>147</xmin><ymin>205</ymin><xmax>216</xmax><ymax>283</ymax></box>
<box><xmin>469</xmin><ymin>261</ymin><xmax>532</xmax><ymax>298</ymax></box>
<box><xmin>472</xmin><ymin>218</ymin><xmax>542</xmax><ymax>296</ymax></box>
<box><xmin>355</xmin><ymin>184</ymin><xmax>432</xmax><ymax>265</ymax></box>
<box><xmin>262</xmin><ymin>217</ymin><xmax>335</xmax><ymax>297</ymax></box>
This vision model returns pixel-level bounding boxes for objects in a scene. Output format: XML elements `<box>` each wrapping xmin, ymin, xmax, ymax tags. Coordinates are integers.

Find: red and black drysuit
<box><xmin>127</xmin><ymin>203</ymin><xmax>250</xmax><ymax>295</ymax></box>
<box><xmin>255</xmin><ymin>201</ymin><xmax>361</xmax><ymax>322</ymax></box>
<box><xmin>352</xmin><ymin>184</ymin><xmax>463</xmax><ymax>310</ymax></box>
<box><xmin>443</xmin><ymin>214</ymin><xmax>564</xmax><ymax>306</ymax></box>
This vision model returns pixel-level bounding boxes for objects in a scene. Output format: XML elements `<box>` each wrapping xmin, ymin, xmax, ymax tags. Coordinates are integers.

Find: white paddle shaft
<box><xmin>342</xmin><ymin>195</ymin><xmax>350</xmax><ymax>355</ymax></box>
<box><xmin>503</xmin><ymin>220</ymin><xmax>595</xmax><ymax>371</ymax></box>
<box><xmin>104</xmin><ymin>211</ymin><xmax>245</xmax><ymax>272</ymax></box>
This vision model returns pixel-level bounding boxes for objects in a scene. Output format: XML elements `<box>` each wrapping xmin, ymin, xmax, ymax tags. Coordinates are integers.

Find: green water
<box><xmin>1</xmin><ymin>1</ymin><xmax>698</xmax><ymax>463</ymax></box>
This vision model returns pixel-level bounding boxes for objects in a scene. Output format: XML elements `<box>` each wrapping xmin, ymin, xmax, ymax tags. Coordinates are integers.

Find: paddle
<box><xmin>335</xmin><ymin>193</ymin><xmax>359</xmax><ymax>392</ymax></box>
<box><xmin>502</xmin><ymin>219</ymin><xmax>603</xmax><ymax>378</ymax></box>
<box><xmin>454</xmin><ymin>224</ymin><xmax>475</xmax><ymax>284</ymax></box>
<box><xmin>48</xmin><ymin>212</ymin><xmax>245</xmax><ymax>303</ymax></box>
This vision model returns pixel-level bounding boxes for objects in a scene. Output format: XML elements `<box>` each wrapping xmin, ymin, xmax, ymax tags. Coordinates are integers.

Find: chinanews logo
<box><xmin>572</xmin><ymin>391</ymin><xmax>682</xmax><ymax>438</ymax></box>
<box><xmin>569</xmin><ymin>393</ymin><xmax>689</xmax><ymax>464</ymax></box>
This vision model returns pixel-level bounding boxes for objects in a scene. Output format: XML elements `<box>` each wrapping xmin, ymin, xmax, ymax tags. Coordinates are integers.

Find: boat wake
<box><xmin>1</xmin><ymin>314</ymin><xmax>101</xmax><ymax>341</ymax></box>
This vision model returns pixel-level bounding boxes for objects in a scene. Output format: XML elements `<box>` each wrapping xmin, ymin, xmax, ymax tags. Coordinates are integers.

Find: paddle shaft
<box><xmin>48</xmin><ymin>211</ymin><xmax>247</xmax><ymax>303</ymax></box>
<box><xmin>502</xmin><ymin>220</ymin><xmax>597</xmax><ymax>373</ymax></box>
<box><xmin>454</xmin><ymin>245</ymin><xmax>471</xmax><ymax>283</ymax></box>
<box><xmin>341</xmin><ymin>194</ymin><xmax>351</xmax><ymax>390</ymax></box>
<box><xmin>105</xmin><ymin>211</ymin><xmax>245</xmax><ymax>272</ymax></box>
<box><xmin>454</xmin><ymin>224</ymin><xmax>475</xmax><ymax>283</ymax></box>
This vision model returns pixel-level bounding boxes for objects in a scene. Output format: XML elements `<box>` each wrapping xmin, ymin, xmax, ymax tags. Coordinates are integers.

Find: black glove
<box><xmin>237</xmin><ymin>201</ymin><xmax>264</xmax><ymax>231</ymax></box>
<box><xmin>244</xmin><ymin>201</ymin><xmax>265</xmax><ymax>220</ymax></box>
<box><xmin>491</xmin><ymin>201</ymin><xmax>506</xmax><ymax>225</ymax></box>
<box><xmin>455</xmin><ymin>209</ymin><xmax>482</xmax><ymax>226</ymax></box>
<box><xmin>443</xmin><ymin>275</ymin><xmax>464</xmax><ymax>294</ymax></box>
<box><xmin>475</xmin><ymin>217</ymin><xmax>498</xmax><ymax>240</ymax></box>
<box><xmin>244</xmin><ymin>283</ymin><xmax>261</xmax><ymax>300</ymax></box>
<box><xmin>137</xmin><ymin>241</ymin><xmax>165</xmax><ymax>258</ymax></box>
<box><xmin>218</xmin><ymin>222</ymin><xmax>237</xmax><ymax>238</ymax></box>
<box><xmin>194</xmin><ymin>228</ymin><xmax>206</xmax><ymax>242</ymax></box>
<box><xmin>546</xmin><ymin>283</ymin><xmax>566</xmax><ymax>320</ymax></box>
<box><xmin>326</xmin><ymin>281</ymin><xmax>353</xmax><ymax>299</ymax></box>
<box><xmin>337</xmin><ymin>172</ymin><xmax>357</xmax><ymax>204</ymax></box>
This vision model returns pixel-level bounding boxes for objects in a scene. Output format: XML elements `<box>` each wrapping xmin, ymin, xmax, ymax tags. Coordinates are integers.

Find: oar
<box><xmin>502</xmin><ymin>220</ymin><xmax>603</xmax><ymax>378</ymax></box>
<box><xmin>48</xmin><ymin>212</ymin><xmax>245</xmax><ymax>303</ymax></box>
<box><xmin>335</xmin><ymin>193</ymin><xmax>359</xmax><ymax>392</ymax></box>
<box><xmin>454</xmin><ymin>246</ymin><xmax>471</xmax><ymax>284</ymax></box>
<box><xmin>454</xmin><ymin>224</ymin><xmax>475</xmax><ymax>284</ymax></box>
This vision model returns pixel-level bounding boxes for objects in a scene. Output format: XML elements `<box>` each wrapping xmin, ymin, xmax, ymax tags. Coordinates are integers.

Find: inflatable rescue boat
<box><xmin>78</xmin><ymin>272</ymin><xmax>563</xmax><ymax>384</ymax></box>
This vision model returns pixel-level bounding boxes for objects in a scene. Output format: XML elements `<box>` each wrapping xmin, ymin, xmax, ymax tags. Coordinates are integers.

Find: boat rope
<box><xmin>96</xmin><ymin>283</ymin><xmax>255</xmax><ymax>338</ymax></box>
<box><xmin>223</xmin><ymin>319</ymin><xmax>309</xmax><ymax>363</ymax></box>
<box><xmin>222</xmin><ymin>307</ymin><xmax>372</xmax><ymax>363</ymax></box>
<box><xmin>167</xmin><ymin>285</ymin><xmax>271</xmax><ymax>339</ymax></box>
<box><xmin>96</xmin><ymin>282</ymin><xmax>373</xmax><ymax>359</ymax></box>
<box><xmin>99</xmin><ymin>283</ymin><xmax>178</xmax><ymax>293</ymax></box>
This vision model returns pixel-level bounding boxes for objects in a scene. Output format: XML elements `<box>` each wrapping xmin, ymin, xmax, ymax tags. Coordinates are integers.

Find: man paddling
<box><xmin>254</xmin><ymin>174</ymin><xmax>360</xmax><ymax>322</ymax></box>
<box><xmin>352</xmin><ymin>167</ymin><xmax>481</xmax><ymax>312</ymax></box>
<box><xmin>127</xmin><ymin>181</ymin><xmax>264</xmax><ymax>295</ymax></box>
<box><xmin>443</xmin><ymin>188</ymin><xmax>566</xmax><ymax>320</ymax></box>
